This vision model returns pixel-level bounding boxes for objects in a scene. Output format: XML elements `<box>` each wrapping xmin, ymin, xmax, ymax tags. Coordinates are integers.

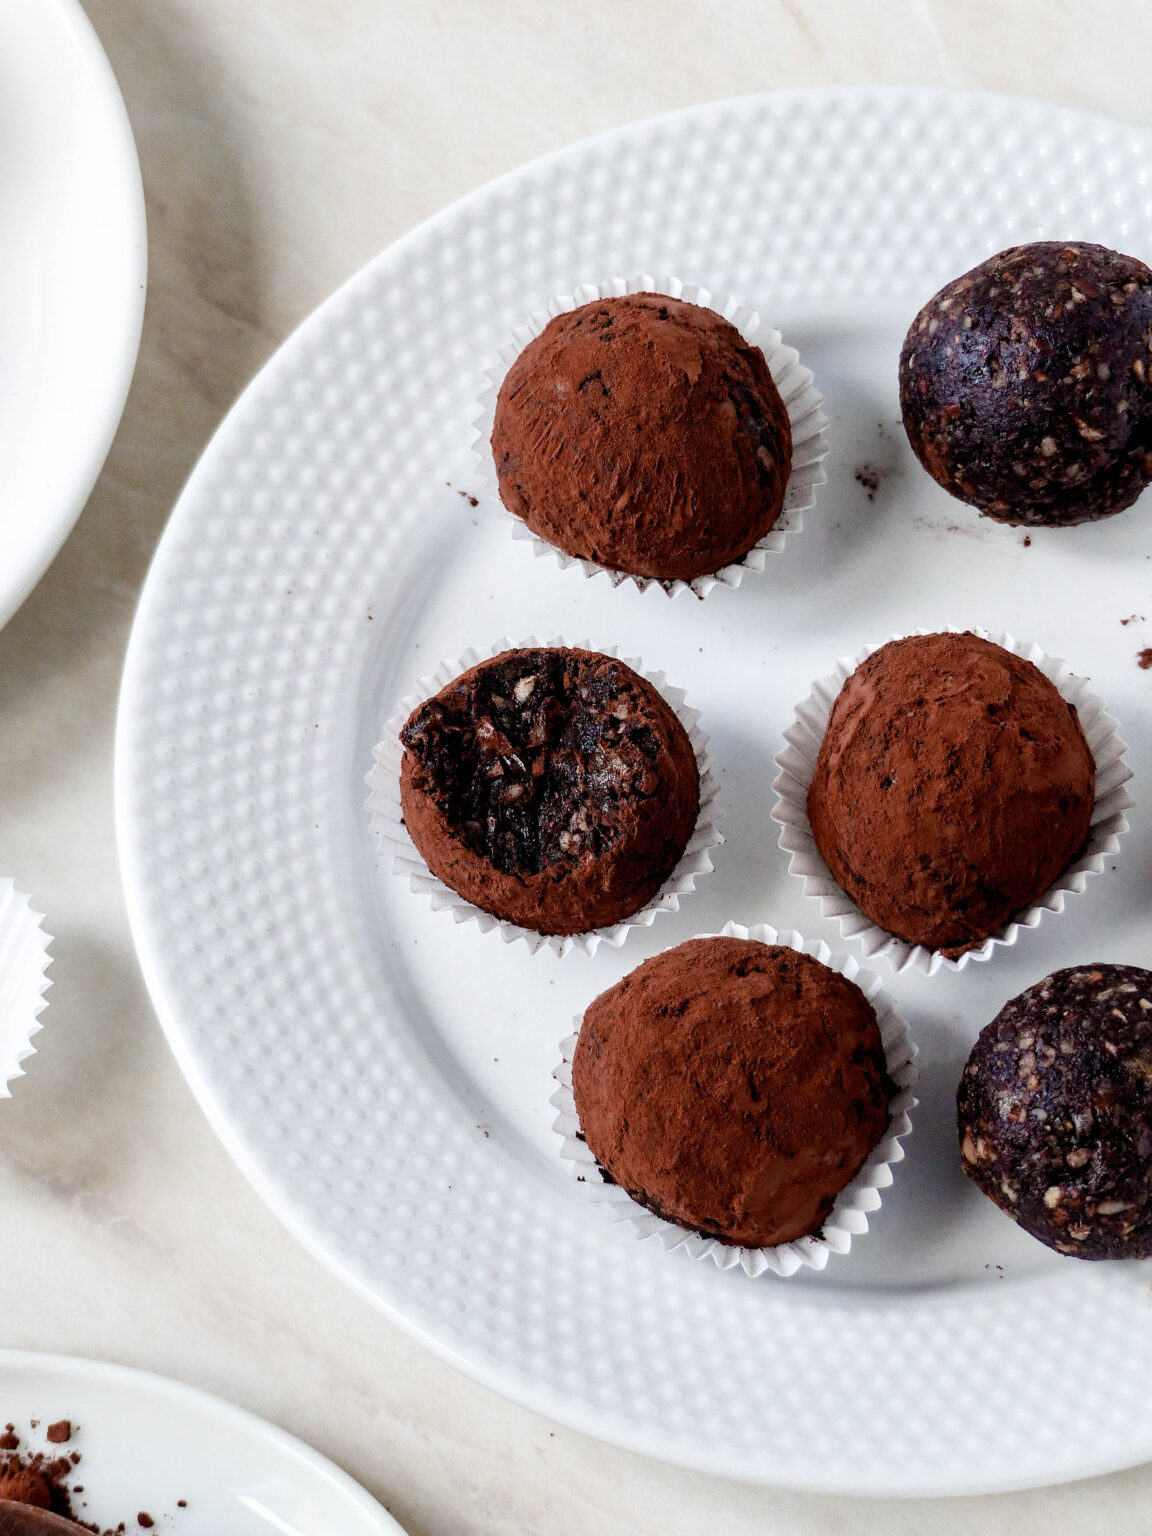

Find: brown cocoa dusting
<box><xmin>854</xmin><ymin>465</ymin><xmax>881</xmax><ymax>500</ymax></box>
<box><xmin>44</xmin><ymin>1427</ymin><xmax>69</xmax><ymax>1448</ymax></box>
<box><xmin>808</xmin><ymin>632</ymin><xmax>1095</xmax><ymax>952</ymax></box>
<box><xmin>1139</xmin><ymin>648</ymin><xmax>1152</xmax><ymax>669</ymax></box>
<box><xmin>1121</xmin><ymin>614</ymin><xmax>1146</xmax><ymax>625</ymax></box>
<box><xmin>0</xmin><ymin>1467</ymin><xmax>53</xmax><ymax>1508</ymax></box>
<box><xmin>573</xmin><ymin>938</ymin><xmax>890</xmax><ymax>1247</ymax></box>
<box><xmin>1022</xmin><ymin>535</ymin><xmax>1032</xmax><ymax>547</ymax></box>
<box><xmin>492</xmin><ymin>293</ymin><xmax>791</xmax><ymax>581</ymax></box>
<box><xmin>0</xmin><ymin>1437</ymin><xmax>17</xmax><ymax>1454</ymax></box>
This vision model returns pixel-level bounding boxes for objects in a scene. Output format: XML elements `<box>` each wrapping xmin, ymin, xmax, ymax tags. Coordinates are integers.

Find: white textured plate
<box><xmin>0</xmin><ymin>0</ymin><xmax>146</xmax><ymax>629</ymax></box>
<box><xmin>0</xmin><ymin>1351</ymin><xmax>402</xmax><ymax>1534</ymax></box>
<box><xmin>117</xmin><ymin>89</ymin><xmax>1152</xmax><ymax>1495</ymax></box>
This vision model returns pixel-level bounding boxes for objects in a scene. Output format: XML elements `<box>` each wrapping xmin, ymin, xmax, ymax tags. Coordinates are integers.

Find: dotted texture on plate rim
<box><xmin>118</xmin><ymin>89</ymin><xmax>1152</xmax><ymax>1492</ymax></box>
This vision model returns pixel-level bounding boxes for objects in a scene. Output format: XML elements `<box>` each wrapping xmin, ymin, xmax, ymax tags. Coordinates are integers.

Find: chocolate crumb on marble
<box><xmin>900</xmin><ymin>242</ymin><xmax>1152</xmax><ymax>526</ymax></box>
<box><xmin>400</xmin><ymin>646</ymin><xmax>700</xmax><ymax>934</ymax></box>
<box><xmin>1139</xmin><ymin>648</ymin><xmax>1152</xmax><ymax>670</ymax></box>
<box><xmin>958</xmin><ymin>964</ymin><xmax>1152</xmax><ymax>1258</ymax></box>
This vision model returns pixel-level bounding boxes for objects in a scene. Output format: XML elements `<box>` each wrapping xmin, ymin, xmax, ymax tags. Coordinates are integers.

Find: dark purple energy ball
<box><xmin>958</xmin><ymin>964</ymin><xmax>1152</xmax><ymax>1259</ymax></box>
<box><xmin>900</xmin><ymin>242</ymin><xmax>1152</xmax><ymax>527</ymax></box>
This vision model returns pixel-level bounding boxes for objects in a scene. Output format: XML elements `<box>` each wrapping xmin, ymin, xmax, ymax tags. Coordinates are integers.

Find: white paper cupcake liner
<box><xmin>0</xmin><ymin>879</ymin><xmax>52</xmax><ymax>1097</ymax></box>
<box><xmin>365</xmin><ymin>636</ymin><xmax>722</xmax><ymax>958</ymax></box>
<box><xmin>550</xmin><ymin>920</ymin><xmax>917</xmax><ymax>1278</ymax></box>
<box><xmin>771</xmin><ymin>627</ymin><xmax>1135</xmax><ymax>977</ymax></box>
<box><xmin>473</xmin><ymin>273</ymin><xmax>829</xmax><ymax>599</ymax></box>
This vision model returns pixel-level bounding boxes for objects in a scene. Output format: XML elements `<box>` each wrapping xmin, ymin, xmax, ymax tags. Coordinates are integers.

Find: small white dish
<box><xmin>0</xmin><ymin>1350</ymin><xmax>403</xmax><ymax>1536</ymax></box>
<box><xmin>0</xmin><ymin>0</ymin><xmax>146</xmax><ymax>629</ymax></box>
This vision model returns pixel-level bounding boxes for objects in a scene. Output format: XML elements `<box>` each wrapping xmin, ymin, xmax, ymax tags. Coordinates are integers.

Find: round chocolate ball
<box><xmin>958</xmin><ymin>964</ymin><xmax>1152</xmax><ymax>1259</ymax></box>
<box><xmin>899</xmin><ymin>241</ymin><xmax>1152</xmax><ymax>526</ymax></box>
<box><xmin>806</xmin><ymin>632</ymin><xmax>1096</xmax><ymax>954</ymax></box>
<box><xmin>399</xmin><ymin>647</ymin><xmax>699</xmax><ymax>936</ymax></box>
<box><xmin>571</xmin><ymin>937</ymin><xmax>891</xmax><ymax>1248</ymax></box>
<box><xmin>491</xmin><ymin>293</ymin><xmax>792</xmax><ymax>581</ymax></box>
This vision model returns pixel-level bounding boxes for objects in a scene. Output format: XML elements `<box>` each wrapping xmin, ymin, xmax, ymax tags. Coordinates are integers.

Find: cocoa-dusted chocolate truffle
<box><xmin>399</xmin><ymin>647</ymin><xmax>699</xmax><ymax>935</ymax></box>
<box><xmin>807</xmin><ymin>632</ymin><xmax>1095</xmax><ymax>954</ymax></box>
<box><xmin>571</xmin><ymin>937</ymin><xmax>891</xmax><ymax>1247</ymax></box>
<box><xmin>491</xmin><ymin>293</ymin><xmax>792</xmax><ymax>581</ymax></box>
<box><xmin>900</xmin><ymin>241</ymin><xmax>1152</xmax><ymax>526</ymax></box>
<box><xmin>958</xmin><ymin>964</ymin><xmax>1152</xmax><ymax>1259</ymax></box>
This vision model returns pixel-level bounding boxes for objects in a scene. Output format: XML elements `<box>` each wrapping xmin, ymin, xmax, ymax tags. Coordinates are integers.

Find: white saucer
<box><xmin>0</xmin><ymin>1351</ymin><xmax>402</xmax><ymax>1535</ymax></box>
<box><xmin>0</xmin><ymin>0</ymin><xmax>146</xmax><ymax>628</ymax></box>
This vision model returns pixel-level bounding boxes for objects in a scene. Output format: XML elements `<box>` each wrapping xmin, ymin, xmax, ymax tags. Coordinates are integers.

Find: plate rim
<box><xmin>0</xmin><ymin>1347</ymin><xmax>404</xmax><ymax>1532</ymax></box>
<box><xmin>114</xmin><ymin>84</ymin><xmax>1152</xmax><ymax>1497</ymax></box>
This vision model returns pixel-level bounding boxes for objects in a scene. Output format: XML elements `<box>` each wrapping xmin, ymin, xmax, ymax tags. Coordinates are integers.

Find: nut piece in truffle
<box><xmin>958</xmin><ymin>964</ymin><xmax>1152</xmax><ymax>1259</ymax></box>
<box><xmin>806</xmin><ymin>632</ymin><xmax>1095</xmax><ymax>954</ymax></box>
<box><xmin>571</xmin><ymin>937</ymin><xmax>891</xmax><ymax>1247</ymax></box>
<box><xmin>899</xmin><ymin>241</ymin><xmax>1152</xmax><ymax>526</ymax></box>
<box><xmin>399</xmin><ymin>647</ymin><xmax>700</xmax><ymax>936</ymax></box>
<box><xmin>491</xmin><ymin>293</ymin><xmax>793</xmax><ymax>582</ymax></box>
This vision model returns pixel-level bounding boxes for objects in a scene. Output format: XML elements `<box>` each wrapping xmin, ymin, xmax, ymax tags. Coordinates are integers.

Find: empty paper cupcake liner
<box><xmin>0</xmin><ymin>879</ymin><xmax>52</xmax><ymax>1097</ymax></box>
<box><xmin>550</xmin><ymin>920</ymin><xmax>917</xmax><ymax>1278</ymax></box>
<box><xmin>472</xmin><ymin>273</ymin><xmax>829</xmax><ymax>599</ymax></box>
<box><xmin>365</xmin><ymin>635</ymin><xmax>722</xmax><ymax>958</ymax></box>
<box><xmin>771</xmin><ymin>626</ymin><xmax>1135</xmax><ymax>977</ymax></box>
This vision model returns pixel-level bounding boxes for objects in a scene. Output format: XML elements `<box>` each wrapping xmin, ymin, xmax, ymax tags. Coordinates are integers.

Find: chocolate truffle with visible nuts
<box><xmin>491</xmin><ymin>293</ymin><xmax>792</xmax><ymax>581</ymax></box>
<box><xmin>958</xmin><ymin>964</ymin><xmax>1152</xmax><ymax>1258</ymax></box>
<box><xmin>399</xmin><ymin>647</ymin><xmax>700</xmax><ymax>935</ymax></box>
<box><xmin>806</xmin><ymin>632</ymin><xmax>1096</xmax><ymax>954</ymax></box>
<box><xmin>572</xmin><ymin>937</ymin><xmax>892</xmax><ymax>1247</ymax></box>
<box><xmin>900</xmin><ymin>241</ymin><xmax>1152</xmax><ymax>526</ymax></box>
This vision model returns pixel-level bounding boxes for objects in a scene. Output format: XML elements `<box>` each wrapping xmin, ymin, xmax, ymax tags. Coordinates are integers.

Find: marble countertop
<box><xmin>3</xmin><ymin>1</ymin><xmax>1152</xmax><ymax>1530</ymax></box>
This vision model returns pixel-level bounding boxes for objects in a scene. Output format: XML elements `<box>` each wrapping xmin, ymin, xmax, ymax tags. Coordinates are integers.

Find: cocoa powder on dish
<box><xmin>0</xmin><ymin>1434</ymin><xmax>80</xmax><ymax>1530</ymax></box>
<box><xmin>0</xmin><ymin>1420</ymin><xmax>173</xmax><ymax>1536</ymax></box>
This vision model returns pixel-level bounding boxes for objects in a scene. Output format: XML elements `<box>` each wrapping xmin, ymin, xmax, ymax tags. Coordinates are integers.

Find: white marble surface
<box><xmin>4</xmin><ymin>1</ymin><xmax>1152</xmax><ymax>1530</ymax></box>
